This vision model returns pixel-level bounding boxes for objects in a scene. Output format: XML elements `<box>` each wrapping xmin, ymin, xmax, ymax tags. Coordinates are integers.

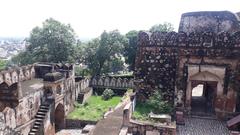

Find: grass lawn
<box><xmin>132</xmin><ymin>102</ymin><xmax>152</xmax><ymax>121</ymax></box>
<box><xmin>67</xmin><ymin>96</ymin><xmax>121</xmax><ymax>121</ymax></box>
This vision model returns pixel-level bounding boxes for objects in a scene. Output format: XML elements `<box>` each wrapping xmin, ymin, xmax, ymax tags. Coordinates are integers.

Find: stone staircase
<box><xmin>28</xmin><ymin>104</ymin><xmax>50</xmax><ymax>135</ymax></box>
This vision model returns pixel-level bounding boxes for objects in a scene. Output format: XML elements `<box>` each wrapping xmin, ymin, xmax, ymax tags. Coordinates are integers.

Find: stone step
<box><xmin>40</xmin><ymin>106</ymin><xmax>49</xmax><ymax>109</ymax></box>
<box><xmin>29</xmin><ymin>132</ymin><xmax>36</xmax><ymax>135</ymax></box>
<box><xmin>33</xmin><ymin>125</ymin><xmax>40</xmax><ymax>129</ymax></box>
<box><xmin>38</xmin><ymin>108</ymin><xmax>48</xmax><ymax>112</ymax></box>
<box><xmin>30</xmin><ymin>130</ymin><xmax>37</xmax><ymax>133</ymax></box>
<box><xmin>36</xmin><ymin>117</ymin><xmax>44</xmax><ymax>121</ymax></box>
<box><xmin>32</xmin><ymin>126</ymin><xmax>39</xmax><ymax>130</ymax></box>
<box><xmin>35</xmin><ymin>115</ymin><xmax>45</xmax><ymax>119</ymax></box>
<box><xmin>37</xmin><ymin>111</ymin><xmax>46</xmax><ymax>115</ymax></box>
<box><xmin>35</xmin><ymin>118</ymin><xmax>43</xmax><ymax>122</ymax></box>
<box><xmin>31</xmin><ymin>128</ymin><xmax>38</xmax><ymax>132</ymax></box>
<box><xmin>36</xmin><ymin>114</ymin><xmax>45</xmax><ymax>117</ymax></box>
<box><xmin>34</xmin><ymin>121</ymin><xmax>42</xmax><ymax>126</ymax></box>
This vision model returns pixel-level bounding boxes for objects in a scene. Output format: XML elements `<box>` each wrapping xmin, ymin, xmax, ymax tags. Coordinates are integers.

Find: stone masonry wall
<box><xmin>135</xmin><ymin>30</ymin><xmax>240</xmax><ymax>107</ymax></box>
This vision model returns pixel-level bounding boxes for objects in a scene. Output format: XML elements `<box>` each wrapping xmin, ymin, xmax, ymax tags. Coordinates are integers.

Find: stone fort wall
<box><xmin>0</xmin><ymin>63</ymin><xmax>90</xmax><ymax>134</ymax></box>
<box><xmin>135</xmin><ymin>30</ymin><xmax>240</xmax><ymax>112</ymax></box>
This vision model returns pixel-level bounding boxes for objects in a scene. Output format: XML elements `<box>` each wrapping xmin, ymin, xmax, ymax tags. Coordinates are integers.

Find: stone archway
<box><xmin>55</xmin><ymin>103</ymin><xmax>65</xmax><ymax>132</ymax></box>
<box><xmin>190</xmin><ymin>80</ymin><xmax>217</xmax><ymax>115</ymax></box>
<box><xmin>185</xmin><ymin>67</ymin><xmax>224</xmax><ymax>114</ymax></box>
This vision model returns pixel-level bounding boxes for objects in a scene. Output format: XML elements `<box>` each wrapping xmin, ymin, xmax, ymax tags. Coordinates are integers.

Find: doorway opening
<box><xmin>55</xmin><ymin>103</ymin><xmax>65</xmax><ymax>132</ymax></box>
<box><xmin>191</xmin><ymin>81</ymin><xmax>216</xmax><ymax>116</ymax></box>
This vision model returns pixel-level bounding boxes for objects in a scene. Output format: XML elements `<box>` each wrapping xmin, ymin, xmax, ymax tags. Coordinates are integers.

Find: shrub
<box><xmin>102</xmin><ymin>89</ymin><xmax>114</xmax><ymax>100</ymax></box>
<box><xmin>83</xmin><ymin>102</ymin><xmax>89</xmax><ymax>107</ymax></box>
<box><xmin>147</xmin><ymin>90</ymin><xmax>173</xmax><ymax>114</ymax></box>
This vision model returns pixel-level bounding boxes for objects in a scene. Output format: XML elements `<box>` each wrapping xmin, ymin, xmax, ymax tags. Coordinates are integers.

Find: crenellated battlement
<box><xmin>138</xmin><ymin>31</ymin><xmax>240</xmax><ymax>48</ymax></box>
<box><xmin>0</xmin><ymin>65</ymin><xmax>35</xmax><ymax>86</ymax></box>
<box><xmin>137</xmin><ymin>31</ymin><xmax>240</xmax><ymax>59</ymax></box>
<box><xmin>0</xmin><ymin>62</ymin><xmax>75</xmax><ymax>86</ymax></box>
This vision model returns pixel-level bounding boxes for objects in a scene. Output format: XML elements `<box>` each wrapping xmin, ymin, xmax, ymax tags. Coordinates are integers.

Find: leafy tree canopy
<box><xmin>125</xmin><ymin>30</ymin><xmax>139</xmax><ymax>70</ymax></box>
<box><xmin>149</xmin><ymin>22</ymin><xmax>174</xmax><ymax>32</ymax></box>
<box><xmin>0</xmin><ymin>60</ymin><xmax>6</xmax><ymax>70</ymax></box>
<box><xmin>94</xmin><ymin>30</ymin><xmax>128</xmax><ymax>75</ymax></box>
<box><xmin>12</xmin><ymin>18</ymin><xmax>76</xmax><ymax>65</ymax></box>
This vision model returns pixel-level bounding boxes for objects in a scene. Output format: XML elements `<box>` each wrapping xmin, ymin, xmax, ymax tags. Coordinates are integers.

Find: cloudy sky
<box><xmin>0</xmin><ymin>0</ymin><xmax>239</xmax><ymax>40</ymax></box>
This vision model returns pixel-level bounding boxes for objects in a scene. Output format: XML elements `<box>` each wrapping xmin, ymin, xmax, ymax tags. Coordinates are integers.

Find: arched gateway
<box><xmin>186</xmin><ymin>66</ymin><xmax>225</xmax><ymax>115</ymax></box>
<box><xmin>134</xmin><ymin>11</ymin><xmax>240</xmax><ymax>119</ymax></box>
<box><xmin>55</xmin><ymin>103</ymin><xmax>65</xmax><ymax>131</ymax></box>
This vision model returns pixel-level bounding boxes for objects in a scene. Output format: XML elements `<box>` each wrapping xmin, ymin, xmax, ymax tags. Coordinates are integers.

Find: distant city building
<box><xmin>0</xmin><ymin>38</ymin><xmax>26</xmax><ymax>60</ymax></box>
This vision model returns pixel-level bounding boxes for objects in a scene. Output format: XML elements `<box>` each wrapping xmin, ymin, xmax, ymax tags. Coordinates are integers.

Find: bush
<box><xmin>147</xmin><ymin>90</ymin><xmax>173</xmax><ymax>114</ymax></box>
<box><xmin>83</xmin><ymin>102</ymin><xmax>89</xmax><ymax>107</ymax></box>
<box><xmin>102</xmin><ymin>89</ymin><xmax>114</xmax><ymax>100</ymax></box>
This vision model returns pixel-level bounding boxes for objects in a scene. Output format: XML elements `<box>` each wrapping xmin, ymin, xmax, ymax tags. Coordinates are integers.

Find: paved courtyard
<box><xmin>177</xmin><ymin>117</ymin><xmax>230</xmax><ymax>135</ymax></box>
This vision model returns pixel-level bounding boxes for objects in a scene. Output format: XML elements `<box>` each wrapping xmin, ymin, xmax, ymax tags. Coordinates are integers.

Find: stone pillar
<box><xmin>185</xmin><ymin>81</ymin><xmax>192</xmax><ymax>112</ymax></box>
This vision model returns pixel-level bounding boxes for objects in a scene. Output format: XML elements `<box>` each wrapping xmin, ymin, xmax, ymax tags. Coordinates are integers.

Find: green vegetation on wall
<box><xmin>133</xmin><ymin>90</ymin><xmax>173</xmax><ymax>121</ymax></box>
<box><xmin>0</xmin><ymin>60</ymin><xmax>7</xmax><ymax>70</ymax></box>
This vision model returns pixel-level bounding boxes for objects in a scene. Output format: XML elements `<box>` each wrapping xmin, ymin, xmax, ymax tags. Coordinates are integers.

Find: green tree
<box><xmin>74</xmin><ymin>40</ymin><xmax>86</xmax><ymax>64</ymax></box>
<box><xmin>94</xmin><ymin>30</ymin><xmax>127</xmax><ymax>75</ymax></box>
<box><xmin>109</xmin><ymin>56</ymin><xmax>125</xmax><ymax>73</ymax></box>
<box><xmin>12</xmin><ymin>51</ymin><xmax>35</xmax><ymax>65</ymax></box>
<box><xmin>125</xmin><ymin>30</ymin><xmax>138</xmax><ymax>70</ymax></box>
<box><xmin>13</xmin><ymin>18</ymin><xmax>76</xmax><ymax>65</ymax></box>
<box><xmin>78</xmin><ymin>31</ymin><xmax>127</xmax><ymax>75</ymax></box>
<box><xmin>83</xmin><ymin>38</ymin><xmax>100</xmax><ymax>75</ymax></box>
<box><xmin>102</xmin><ymin>55</ymin><xmax>125</xmax><ymax>74</ymax></box>
<box><xmin>149</xmin><ymin>22</ymin><xmax>174</xmax><ymax>32</ymax></box>
<box><xmin>0</xmin><ymin>60</ymin><xmax>6</xmax><ymax>70</ymax></box>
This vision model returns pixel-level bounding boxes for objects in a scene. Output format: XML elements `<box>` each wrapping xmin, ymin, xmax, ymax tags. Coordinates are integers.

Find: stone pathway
<box><xmin>177</xmin><ymin>117</ymin><xmax>230</xmax><ymax>135</ymax></box>
<box><xmin>90</xmin><ymin>104</ymin><xmax>125</xmax><ymax>135</ymax></box>
<box><xmin>56</xmin><ymin>129</ymin><xmax>83</xmax><ymax>135</ymax></box>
